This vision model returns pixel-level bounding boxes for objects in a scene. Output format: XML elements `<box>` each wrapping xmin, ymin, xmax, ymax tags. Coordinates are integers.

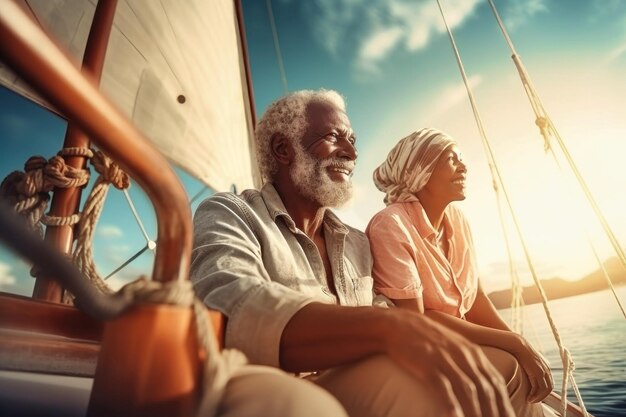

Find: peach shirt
<box><xmin>366</xmin><ymin>201</ymin><xmax>478</xmax><ymax>318</ymax></box>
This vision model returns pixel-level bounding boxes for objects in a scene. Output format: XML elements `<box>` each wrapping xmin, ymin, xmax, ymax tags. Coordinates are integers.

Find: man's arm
<box><xmin>282</xmin><ymin>302</ymin><xmax>516</xmax><ymax>417</ymax></box>
<box><xmin>191</xmin><ymin>194</ymin><xmax>315</xmax><ymax>366</ymax></box>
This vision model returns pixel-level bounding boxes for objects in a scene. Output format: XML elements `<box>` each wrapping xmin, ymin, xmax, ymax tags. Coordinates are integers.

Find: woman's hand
<box><xmin>510</xmin><ymin>335</ymin><xmax>554</xmax><ymax>402</ymax></box>
<box><xmin>385</xmin><ymin>309</ymin><xmax>516</xmax><ymax>417</ymax></box>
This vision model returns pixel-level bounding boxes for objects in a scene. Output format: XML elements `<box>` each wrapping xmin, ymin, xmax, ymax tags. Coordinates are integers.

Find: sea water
<box><xmin>499</xmin><ymin>286</ymin><xmax>626</xmax><ymax>417</ymax></box>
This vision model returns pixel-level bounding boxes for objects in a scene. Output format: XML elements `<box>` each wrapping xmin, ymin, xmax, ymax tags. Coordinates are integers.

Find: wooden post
<box><xmin>33</xmin><ymin>0</ymin><xmax>118</xmax><ymax>302</ymax></box>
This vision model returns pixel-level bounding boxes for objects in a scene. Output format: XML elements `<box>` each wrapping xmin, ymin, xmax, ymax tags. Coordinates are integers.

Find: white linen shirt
<box><xmin>190</xmin><ymin>183</ymin><xmax>374</xmax><ymax>367</ymax></box>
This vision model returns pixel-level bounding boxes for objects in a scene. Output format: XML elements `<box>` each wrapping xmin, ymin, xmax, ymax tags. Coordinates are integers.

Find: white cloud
<box><xmin>502</xmin><ymin>0</ymin><xmax>548</xmax><ymax>31</ymax></box>
<box><xmin>0</xmin><ymin>261</ymin><xmax>17</xmax><ymax>289</ymax></box>
<box><xmin>98</xmin><ymin>225</ymin><xmax>123</xmax><ymax>238</ymax></box>
<box><xmin>357</xmin><ymin>26</ymin><xmax>403</xmax><ymax>73</ymax></box>
<box><xmin>425</xmin><ymin>75</ymin><xmax>483</xmax><ymax>121</ymax></box>
<box><xmin>606</xmin><ymin>42</ymin><xmax>626</xmax><ymax>63</ymax></box>
<box><xmin>302</xmin><ymin>0</ymin><xmax>483</xmax><ymax>76</ymax></box>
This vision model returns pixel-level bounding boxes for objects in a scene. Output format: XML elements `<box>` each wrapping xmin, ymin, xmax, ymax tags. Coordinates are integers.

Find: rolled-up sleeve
<box><xmin>366</xmin><ymin>213</ymin><xmax>423</xmax><ymax>300</ymax></box>
<box><xmin>190</xmin><ymin>195</ymin><xmax>314</xmax><ymax>366</ymax></box>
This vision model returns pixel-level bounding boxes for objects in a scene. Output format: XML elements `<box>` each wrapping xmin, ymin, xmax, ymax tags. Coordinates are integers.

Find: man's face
<box><xmin>289</xmin><ymin>101</ymin><xmax>357</xmax><ymax>207</ymax></box>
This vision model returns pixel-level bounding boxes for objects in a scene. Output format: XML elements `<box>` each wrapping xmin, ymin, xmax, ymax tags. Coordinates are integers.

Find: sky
<box><xmin>1</xmin><ymin>0</ymin><xmax>626</xmax><ymax>298</ymax></box>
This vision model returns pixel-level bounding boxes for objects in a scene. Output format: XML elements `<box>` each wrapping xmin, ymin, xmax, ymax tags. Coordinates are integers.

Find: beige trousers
<box><xmin>217</xmin><ymin>365</ymin><xmax>348</xmax><ymax>417</ymax></box>
<box><xmin>313</xmin><ymin>347</ymin><xmax>545</xmax><ymax>417</ymax></box>
<box><xmin>218</xmin><ymin>346</ymin><xmax>545</xmax><ymax>417</ymax></box>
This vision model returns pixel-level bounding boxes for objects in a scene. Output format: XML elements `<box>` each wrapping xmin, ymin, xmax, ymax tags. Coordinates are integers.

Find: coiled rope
<box><xmin>1</xmin><ymin>150</ymin><xmax>247</xmax><ymax>415</ymax></box>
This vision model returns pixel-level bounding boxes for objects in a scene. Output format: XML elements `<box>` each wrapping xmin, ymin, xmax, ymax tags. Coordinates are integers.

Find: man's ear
<box><xmin>271</xmin><ymin>133</ymin><xmax>293</xmax><ymax>166</ymax></box>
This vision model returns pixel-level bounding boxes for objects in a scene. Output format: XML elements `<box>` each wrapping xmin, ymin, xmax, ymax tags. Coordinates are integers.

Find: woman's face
<box><xmin>419</xmin><ymin>144</ymin><xmax>467</xmax><ymax>205</ymax></box>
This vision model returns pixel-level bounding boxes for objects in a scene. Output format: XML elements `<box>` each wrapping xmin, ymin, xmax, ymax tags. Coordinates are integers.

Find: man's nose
<box><xmin>338</xmin><ymin>138</ymin><xmax>358</xmax><ymax>161</ymax></box>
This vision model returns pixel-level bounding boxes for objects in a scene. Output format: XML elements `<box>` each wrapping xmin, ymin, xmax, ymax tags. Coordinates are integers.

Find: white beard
<box><xmin>290</xmin><ymin>143</ymin><xmax>354</xmax><ymax>208</ymax></box>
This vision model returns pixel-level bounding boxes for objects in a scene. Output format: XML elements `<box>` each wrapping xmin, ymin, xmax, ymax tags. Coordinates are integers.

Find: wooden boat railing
<box><xmin>0</xmin><ymin>1</ymin><xmax>224</xmax><ymax>415</ymax></box>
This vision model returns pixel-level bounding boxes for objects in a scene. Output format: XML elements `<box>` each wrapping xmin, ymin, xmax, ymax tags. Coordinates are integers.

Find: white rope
<box><xmin>435</xmin><ymin>2</ymin><xmax>588</xmax><ymax>415</ymax></box>
<box><xmin>486</xmin><ymin>0</ymin><xmax>626</xmax><ymax>310</ymax></box>
<box><xmin>266</xmin><ymin>0</ymin><xmax>289</xmax><ymax>94</ymax></box>
<box><xmin>493</xmin><ymin>179</ymin><xmax>525</xmax><ymax>334</ymax></box>
<box><xmin>123</xmin><ymin>188</ymin><xmax>156</xmax><ymax>250</ymax></box>
<box><xmin>547</xmin><ymin>148</ymin><xmax>626</xmax><ymax>319</ymax></box>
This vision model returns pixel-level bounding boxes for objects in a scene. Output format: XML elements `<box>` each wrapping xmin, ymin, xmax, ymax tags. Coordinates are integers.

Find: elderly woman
<box><xmin>366</xmin><ymin>128</ymin><xmax>552</xmax><ymax>417</ymax></box>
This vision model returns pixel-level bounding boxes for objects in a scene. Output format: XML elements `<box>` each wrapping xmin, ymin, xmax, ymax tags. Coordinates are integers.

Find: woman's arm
<box><xmin>392</xmin><ymin>291</ymin><xmax>519</xmax><ymax>351</ymax></box>
<box><xmin>392</xmin><ymin>284</ymin><xmax>554</xmax><ymax>403</ymax></box>
<box><xmin>464</xmin><ymin>281</ymin><xmax>511</xmax><ymax>331</ymax></box>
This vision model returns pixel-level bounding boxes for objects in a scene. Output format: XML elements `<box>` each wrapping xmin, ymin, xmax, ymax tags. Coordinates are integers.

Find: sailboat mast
<box><xmin>235</xmin><ymin>0</ymin><xmax>257</xmax><ymax>128</ymax></box>
<box><xmin>33</xmin><ymin>0</ymin><xmax>118</xmax><ymax>302</ymax></box>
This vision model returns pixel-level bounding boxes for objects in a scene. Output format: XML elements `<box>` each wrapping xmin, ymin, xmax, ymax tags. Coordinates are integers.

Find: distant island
<box><xmin>488</xmin><ymin>257</ymin><xmax>626</xmax><ymax>309</ymax></box>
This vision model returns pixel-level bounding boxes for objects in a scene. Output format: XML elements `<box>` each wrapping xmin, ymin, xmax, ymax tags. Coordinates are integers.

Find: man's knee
<box><xmin>218</xmin><ymin>365</ymin><xmax>347</xmax><ymax>417</ymax></box>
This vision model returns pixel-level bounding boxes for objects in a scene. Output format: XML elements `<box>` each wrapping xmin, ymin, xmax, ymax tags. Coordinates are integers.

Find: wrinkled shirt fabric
<box><xmin>366</xmin><ymin>201</ymin><xmax>478</xmax><ymax>318</ymax></box>
<box><xmin>191</xmin><ymin>183</ymin><xmax>374</xmax><ymax>367</ymax></box>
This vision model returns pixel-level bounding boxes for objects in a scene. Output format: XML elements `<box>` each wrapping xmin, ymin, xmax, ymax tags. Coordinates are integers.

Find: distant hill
<box><xmin>488</xmin><ymin>257</ymin><xmax>626</xmax><ymax>309</ymax></box>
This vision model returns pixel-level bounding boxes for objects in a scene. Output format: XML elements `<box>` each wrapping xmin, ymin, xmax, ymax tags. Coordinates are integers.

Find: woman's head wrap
<box><xmin>373</xmin><ymin>128</ymin><xmax>456</xmax><ymax>205</ymax></box>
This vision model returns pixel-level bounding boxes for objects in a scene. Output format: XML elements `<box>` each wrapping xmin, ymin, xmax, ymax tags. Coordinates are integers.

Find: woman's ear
<box><xmin>271</xmin><ymin>133</ymin><xmax>293</xmax><ymax>166</ymax></box>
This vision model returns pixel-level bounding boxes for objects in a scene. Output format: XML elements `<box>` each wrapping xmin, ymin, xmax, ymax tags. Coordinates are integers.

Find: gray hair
<box><xmin>255</xmin><ymin>89</ymin><xmax>346</xmax><ymax>183</ymax></box>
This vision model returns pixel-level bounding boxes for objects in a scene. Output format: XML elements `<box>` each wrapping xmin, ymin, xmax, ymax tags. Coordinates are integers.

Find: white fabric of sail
<box><xmin>0</xmin><ymin>0</ymin><xmax>260</xmax><ymax>192</ymax></box>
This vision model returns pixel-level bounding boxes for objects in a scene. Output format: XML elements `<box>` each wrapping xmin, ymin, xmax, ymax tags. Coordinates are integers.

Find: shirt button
<box><xmin>307</xmin><ymin>243</ymin><xmax>315</xmax><ymax>250</ymax></box>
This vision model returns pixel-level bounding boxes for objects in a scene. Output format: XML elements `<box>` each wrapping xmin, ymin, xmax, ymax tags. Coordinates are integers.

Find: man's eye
<box><xmin>326</xmin><ymin>133</ymin><xmax>339</xmax><ymax>142</ymax></box>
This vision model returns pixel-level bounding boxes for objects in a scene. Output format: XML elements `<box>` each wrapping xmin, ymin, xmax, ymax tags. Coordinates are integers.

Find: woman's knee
<box><xmin>481</xmin><ymin>346</ymin><xmax>519</xmax><ymax>384</ymax></box>
<box><xmin>313</xmin><ymin>355</ymin><xmax>447</xmax><ymax>417</ymax></box>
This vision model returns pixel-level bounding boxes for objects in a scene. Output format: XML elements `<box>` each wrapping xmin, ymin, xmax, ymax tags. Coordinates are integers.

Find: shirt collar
<box><xmin>260</xmin><ymin>183</ymin><xmax>349</xmax><ymax>235</ymax></box>
<box><xmin>404</xmin><ymin>201</ymin><xmax>454</xmax><ymax>241</ymax></box>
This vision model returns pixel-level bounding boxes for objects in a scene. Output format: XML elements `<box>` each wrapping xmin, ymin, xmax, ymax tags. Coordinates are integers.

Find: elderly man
<box><xmin>191</xmin><ymin>89</ymin><xmax>515</xmax><ymax>417</ymax></box>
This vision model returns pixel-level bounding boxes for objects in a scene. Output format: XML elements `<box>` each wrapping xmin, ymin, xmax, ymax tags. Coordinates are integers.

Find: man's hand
<box><xmin>510</xmin><ymin>335</ymin><xmax>554</xmax><ymax>402</ymax></box>
<box><xmin>384</xmin><ymin>309</ymin><xmax>516</xmax><ymax>417</ymax></box>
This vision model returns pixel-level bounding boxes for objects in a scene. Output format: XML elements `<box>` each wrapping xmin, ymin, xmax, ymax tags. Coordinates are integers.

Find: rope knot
<box><xmin>24</xmin><ymin>156</ymin><xmax>47</xmax><ymax>172</ymax></box>
<box><xmin>92</xmin><ymin>150</ymin><xmax>130</xmax><ymax>190</ymax></box>
<box><xmin>44</xmin><ymin>155</ymin><xmax>88</xmax><ymax>188</ymax></box>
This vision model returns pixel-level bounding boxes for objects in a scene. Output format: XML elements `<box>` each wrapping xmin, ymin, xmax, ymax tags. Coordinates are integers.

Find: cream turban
<box><xmin>373</xmin><ymin>128</ymin><xmax>456</xmax><ymax>205</ymax></box>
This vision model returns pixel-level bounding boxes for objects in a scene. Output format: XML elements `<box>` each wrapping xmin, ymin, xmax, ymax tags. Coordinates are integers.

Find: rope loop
<box><xmin>42</xmin><ymin>213</ymin><xmax>81</xmax><ymax>226</ymax></box>
<box><xmin>91</xmin><ymin>150</ymin><xmax>130</xmax><ymax>190</ymax></box>
<box><xmin>59</xmin><ymin>147</ymin><xmax>94</xmax><ymax>158</ymax></box>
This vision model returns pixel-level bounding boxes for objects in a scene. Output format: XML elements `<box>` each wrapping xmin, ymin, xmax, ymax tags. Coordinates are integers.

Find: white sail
<box><xmin>0</xmin><ymin>0</ymin><xmax>260</xmax><ymax>192</ymax></box>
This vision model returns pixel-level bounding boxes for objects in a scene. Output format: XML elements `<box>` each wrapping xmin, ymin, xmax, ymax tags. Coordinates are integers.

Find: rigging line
<box><xmin>103</xmin><ymin>185</ymin><xmax>211</xmax><ymax>282</ymax></box>
<box><xmin>104</xmin><ymin>242</ymin><xmax>150</xmax><ymax>280</ymax></box>
<box><xmin>432</xmin><ymin>0</ymin><xmax>523</xmax><ymax>332</ymax></box>
<box><xmin>266</xmin><ymin>0</ymin><xmax>289</xmax><ymax>94</ymax></box>
<box><xmin>435</xmin><ymin>2</ymin><xmax>586</xmax><ymax>414</ymax></box>
<box><xmin>190</xmin><ymin>185</ymin><xmax>210</xmax><ymax>205</ymax></box>
<box><xmin>486</xmin><ymin>0</ymin><xmax>626</xmax><ymax>284</ymax></box>
<box><xmin>123</xmin><ymin>188</ymin><xmax>155</xmax><ymax>247</ymax></box>
<box><xmin>547</xmin><ymin>148</ymin><xmax>626</xmax><ymax>319</ymax></box>
<box><xmin>494</xmin><ymin>177</ymin><xmax>525</xmax><ymax>334</ymax></box>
